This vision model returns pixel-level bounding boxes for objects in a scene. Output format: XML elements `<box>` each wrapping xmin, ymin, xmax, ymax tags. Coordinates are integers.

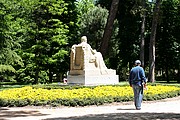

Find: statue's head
<box><xmin>81</xmin><ymin>36</ymin><xmax>87</xmax><ymax>43</ymax></box>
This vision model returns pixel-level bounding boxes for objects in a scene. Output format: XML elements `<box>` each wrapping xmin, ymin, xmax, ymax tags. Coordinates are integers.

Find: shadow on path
<box><xmin>0</xmin><ymin>107</ymin><xmax>49</xmax><ymax>120</ymax></box>
<box><xmin>117</xmin><ymin>108</ymin><xmax>136</xmax><ymax>110</ymax></box>
<box><xmin>44</xmin><ymin>112</ymin><xmax>180</xmax><ymax>120</ymax></box>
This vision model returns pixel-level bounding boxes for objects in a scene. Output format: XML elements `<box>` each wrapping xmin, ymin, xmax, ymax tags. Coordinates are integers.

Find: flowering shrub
<box><xmin>0</xmin><ymin>85</ymin><xmax>180</xmax><ymax>107</ymax></box>
<box><xmin>143</xmin><ymin>85</ymin><xmax>180</xmax><ymax>100</ymax></box>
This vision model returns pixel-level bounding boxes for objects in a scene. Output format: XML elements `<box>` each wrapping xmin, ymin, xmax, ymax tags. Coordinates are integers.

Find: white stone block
<box><xmin>67</xmin><ymin>75</ymin><xmax>119</xmax><ymax>86</ymax></box>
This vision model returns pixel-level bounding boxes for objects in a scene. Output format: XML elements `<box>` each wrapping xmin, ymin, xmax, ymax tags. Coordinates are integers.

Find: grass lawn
<box><xmin>0</xmin><ymin>81</ymin><xmax>180</xmax><ymax>91</ymax></box>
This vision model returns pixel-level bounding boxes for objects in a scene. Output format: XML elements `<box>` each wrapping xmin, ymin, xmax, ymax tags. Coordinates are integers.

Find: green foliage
<box><xmin>13</xmin><ymin>0</ymin><xmax>78</xmax><ymax>84</ymax></box>
<box><xmin>76</xmin><ymin>0</ymin><xmax>95</xmax><ymax>16</ymax></box>
<box><xmin>0</xmin><ymin>65</ymin><xmax>15</xmax><ymax>73</ymax></box>
<box><xmin>28</xmin><ymin>0</ymin><xmax>70</xmax><ymax>83</ymax></box>
<box><xmin>0</xmin><ymin>0</ymin><xmax>180</xmax><ymax>84</ymax></box>
<box><xmin>0</xmin><ymin>0</ymin><xmax>79</xmax><ymax>84</ymax></box>
<box><xmin>78</xmin><ymin>6</ymin><xmax>109</xmax><ymax>49</ymax></box>
<box><xmin>0</xmin><ymin>0</ymin><xmax>24</xmax><ymax>81</ymax></box>
<box><xmin>155</xmin><ymin>0</ymin><xmax>180</xmax><ymax>81</ymax></box>
<box><xmin>97</xmin><ymin>0</ymin><xmax>180</xmax><ymax>82</ymax></box>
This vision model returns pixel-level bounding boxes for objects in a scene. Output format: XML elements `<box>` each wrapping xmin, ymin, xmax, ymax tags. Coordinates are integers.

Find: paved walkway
<box><xmin>0</xmin><ymin>96</ymin><xmax>180</xmax><ymax>120</ymax></box>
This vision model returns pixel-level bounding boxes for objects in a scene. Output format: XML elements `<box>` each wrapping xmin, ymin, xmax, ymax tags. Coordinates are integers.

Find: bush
<box><xmin>0</xmin><ymin>85</ymin><xmax>180</xmax><ymax>107</ymax></box>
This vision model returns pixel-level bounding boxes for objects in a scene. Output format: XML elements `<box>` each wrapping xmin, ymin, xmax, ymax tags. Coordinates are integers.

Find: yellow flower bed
<box><xmin>0</xmin><ymin>85</ymin><xmax>179</xmax><ymax>100</ymax></box>
<box><xmin>144</xmin><ymin>85</ymin><xmax>180</xmax><ymax>95</ymax></box>
<box><xmin>0</xmin><ymin>86</ymin><xmax>132</xmax><ymax>101</ymax></box>
<box><xmin>0</xmin><ymin>85</ymin><xmax>180</xmax><ymax>106</ymax></box>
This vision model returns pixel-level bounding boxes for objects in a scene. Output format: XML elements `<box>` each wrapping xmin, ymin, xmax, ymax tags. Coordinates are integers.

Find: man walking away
<box><xmin>129</xmin><ymin>60</ymin><xmax>147</xmax><ymax>110</ymax></box>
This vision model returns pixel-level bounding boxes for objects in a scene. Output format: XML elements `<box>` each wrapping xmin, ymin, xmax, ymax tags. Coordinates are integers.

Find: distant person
<box><xmin>129</xmin><ymin>60</ymin><xmax>147</xmax><ymax>110</ymax></box>
<box><xmin>63</xmin><ymin>78</ymin><xmax>67</xmax><ymax>84</ymax></box>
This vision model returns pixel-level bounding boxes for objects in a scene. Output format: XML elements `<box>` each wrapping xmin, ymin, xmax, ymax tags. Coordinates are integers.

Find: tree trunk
<box><xmin>165</xmin><ymin>65</ymin><xmax>169</xmax><ymax>83</ymax></box>
<box><xmin>140</xmin><ymin>0</ymin><xmax>146</xmax><ymax>68</ymax></box>
<box><xmin>100</xmin><ymin>0</ymin><xmax>119</xmax><ymax>57</ymax></box>
<box><xmin>49</xmin><ymin>69</ymin><xmax>53</xmax><ymax>83</ymax></box>
<box><xmin>34</xmin><ymin>52</ymin><xmax>39</xmax><ymax>84</ymax></box>
<box><xmin>178</xmin><ymin>66</ymin><xmax>180</xmax><ymax>83</ymax></box>
<box><xmin>178</xmin><ymin>46</ymin><xmax>180</xmax><ymax>83</ymax></box>
<box><xmin>56</xmin><ymin>72</ymin><xmax>62</xmax><ymax>82</ymax></box>
<box><xmin>34</xmin><ymin>67</ymin><xmax>39</xmax><ymax>84</ymax></box>
<box><xmin>148</xmin><ymin>0</ymin><xmax>161</xmax><ymax>82</ymax></box>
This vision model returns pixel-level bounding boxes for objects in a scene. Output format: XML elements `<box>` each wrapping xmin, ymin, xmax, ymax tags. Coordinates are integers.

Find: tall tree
<box><xmin>0</xmin><ymin>0</ymin><xmax>24</xmax><ymax>81</ymax></box>
<box><xmin>156</xmin><ymin>0</ymin><xmax>180</xmax><ymax>83</ymax></box>
<box><xmin>15</xmin><ymin>0</ymin><xmax>78</xmax><ymax>84</ymax></box>
<box><xmin>30</xmin><ymin>0</ymin><xmax>73</xmax><ymax>83</ymax></box>
<box><xmin>116</xmin><ymin>0</ymin><xmax>142</xmax><ymax>80</ymax></box>
<box><xmin>100</xmin><ymin>0</ymin><xmax>119</xmax><ymax>57</ymax></box>
<box><xmin>76</xmin><ymin>0</ymin><xmax>95</xmax><ymax>16</ymax></box>
<box><xmin>140</xmin><ymin>0</ymin><xmax>146</xmax><ymax>67</ymax></box>
<box><xmin>80</xmin><ymin>0</ymin><xmax>119</xmax><ymax>72</ymax></box>
<box><xmin>78</xmin><ymin>6</ymin><xmax>109</xmax><ymax>49</ymax></box>
<box><xmin>148</xmin><ymin>0</ymin><xmax>161</xmax><ymax>82</ymax></box>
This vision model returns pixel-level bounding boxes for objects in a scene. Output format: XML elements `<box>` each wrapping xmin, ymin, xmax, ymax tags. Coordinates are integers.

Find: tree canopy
<box><xmin>0</xmin><ymin>0</ymin><xmax>179</xmax><ymax>83</ymax></box>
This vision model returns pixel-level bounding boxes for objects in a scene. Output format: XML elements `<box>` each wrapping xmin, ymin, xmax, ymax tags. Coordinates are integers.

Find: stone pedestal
<box><xmin>67</xmin><ymin>69</ymin><xmax>119</xmax><ymax>85</ymax></box>
<box><xmin>67</xmin><ymin>74</ymin><xmax>119</xmax><ymax>85</ymax></box>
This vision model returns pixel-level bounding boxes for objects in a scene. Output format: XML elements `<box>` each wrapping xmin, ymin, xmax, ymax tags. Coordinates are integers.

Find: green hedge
<box><xmin>0</xmin><ymin>84</ymin><xmax>180</xmax><ymax>107</ymax></box>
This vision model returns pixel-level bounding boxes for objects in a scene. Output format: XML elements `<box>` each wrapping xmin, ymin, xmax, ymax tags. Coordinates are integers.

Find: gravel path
<box><xmin>0</xmin><ymin>96</ymin><xmax>180</xmax><ymax>120</ymax></box>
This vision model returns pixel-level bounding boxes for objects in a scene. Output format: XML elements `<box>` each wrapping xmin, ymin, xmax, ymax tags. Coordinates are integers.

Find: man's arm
<box><xmin>140</xmin><ymin>68</ymin><xmax>147</xmax><ymax>83</ymax></box>
<box><xmin>129</xmin><ymin>71</ymin><xmax>132</xmax><ymax>87</ymax></box>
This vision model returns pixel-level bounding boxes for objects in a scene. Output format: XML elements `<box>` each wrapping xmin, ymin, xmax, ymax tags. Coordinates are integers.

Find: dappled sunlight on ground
<box><xmin>0</xmin><ymin>96</ymin><xmax>180</xmax><ymax>120</ymax></box>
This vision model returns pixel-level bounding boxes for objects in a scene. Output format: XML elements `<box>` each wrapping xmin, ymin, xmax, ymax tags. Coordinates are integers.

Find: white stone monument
<box><xmin>67</xmin><ymin>36</ymin><xmax>119</xmax><ymax>85</ymax></box>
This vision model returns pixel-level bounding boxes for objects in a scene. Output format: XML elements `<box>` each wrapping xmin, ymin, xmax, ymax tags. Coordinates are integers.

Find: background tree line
<box><xmin>0</xmin><ymin>0</ymin><xmax>179</xmax><ymax>84</ymax></box>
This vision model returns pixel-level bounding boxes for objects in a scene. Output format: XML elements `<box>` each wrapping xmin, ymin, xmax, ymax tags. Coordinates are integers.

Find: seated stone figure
<box><xmin>69</xmin><ymin>36</ymin><xmax>115</xmax><ymax>76</ymax></box>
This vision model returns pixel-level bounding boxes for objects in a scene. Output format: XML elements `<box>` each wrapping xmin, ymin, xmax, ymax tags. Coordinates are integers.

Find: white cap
<box><xmin>135</xmin><ymin>60</ymin><xmax>141</xmax><ymax>65</ymax></box>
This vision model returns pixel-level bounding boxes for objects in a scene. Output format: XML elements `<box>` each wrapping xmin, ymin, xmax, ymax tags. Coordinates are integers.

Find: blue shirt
<box><xmin>129</xmin><ymin>66</ymin><xmax>146</xmax><ymax>86</ymax></box>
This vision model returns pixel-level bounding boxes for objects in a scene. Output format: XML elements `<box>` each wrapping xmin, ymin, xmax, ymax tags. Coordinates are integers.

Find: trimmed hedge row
<box><xmin>0</xmin><ymin>85</ymin><xmax>180</xmax><ymax>107</ymax></box>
